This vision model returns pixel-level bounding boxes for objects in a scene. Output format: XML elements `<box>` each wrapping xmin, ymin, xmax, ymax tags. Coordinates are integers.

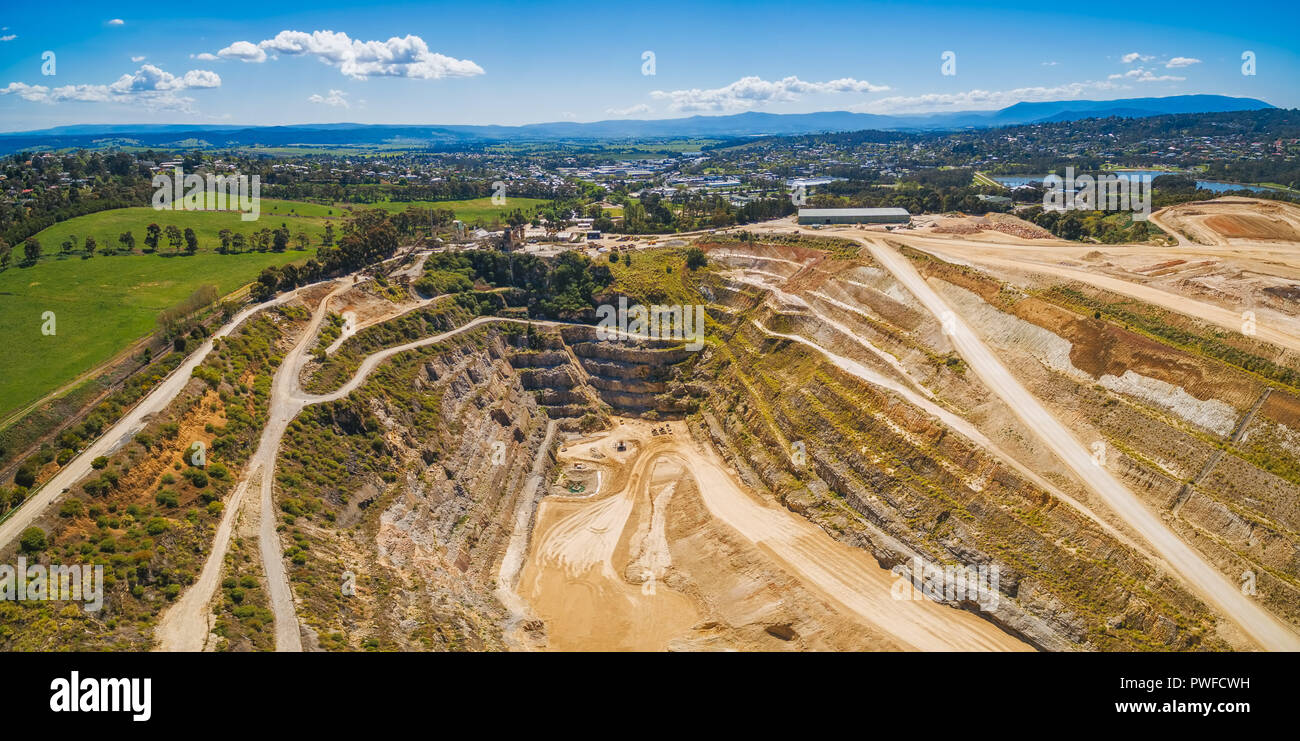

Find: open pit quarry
<box><xmin>5</xmin><ymin>197</ymin><xmax>1300</xmax><ymax>653</ymax></box>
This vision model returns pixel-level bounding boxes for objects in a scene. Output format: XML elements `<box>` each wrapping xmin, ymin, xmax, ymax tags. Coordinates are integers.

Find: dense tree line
<box><xmin>1</xmin><ymin>149</ymin><xmax>154</xmax><ymax>244</ymax></box>
<box><xmin>264</xmin><ymin>179</ymin><xmax>563</xmax><ymax>205</ymax></box>
<box><xmin>1020</xmin><ymin>206</ymin><xmax>1153</xmax><ymax>243</ymax></box>
<box><xmin>813</xmin><ymin>180</ymin><xmax>1011</xmax><ymax>215</ymax></box>
<box><xmin>418</xmin><ymin>249</ymin><xmax>612</xmax><ymax>318</ymax></box>
<box><xmin>389</xmin><ymin>205</ymin><xmax>457</xmax><ymax>236</ymax></box>
<box><xmin>250</xmin><ymin>208</ymin><xmax>400</xmax><ymax>300</ymax></box>
<box><xmin>1</xmin><ymin>193</ymin><xmax>151</xmax><ymax>247</ymax></box>
<box><xmin>616</xmin><ymin>192</ymin><xmax>795</xmax><ymax>234</ymax></box>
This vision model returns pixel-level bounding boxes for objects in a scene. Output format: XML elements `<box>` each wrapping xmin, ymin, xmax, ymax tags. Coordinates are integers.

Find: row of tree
<box><xmin>216</xmin><ymin>223</ymin><xmax>319</xmax><ymax>254</ymax></box>
<box><xmin>617</xmin><ymin>192</ymin><xmax>796</xmax><ymax>234</ymax></box>
<box><xmin>811</xmin><ymin>180</ymin><xmax>1012</xmax><ymax>216</ymax></box>
<box><xmin>0</xmin><ymin>237</ymin><xmax>43</xmax><ymax>267</ymax></box>
<box><xmin>250</xmin><ymin>209</ymin><xmax>400</xmax><ymax>301</ymax></box>
<box><xmin>0</xmin><ymin>221</ymin><xmax>334</xmax><ymax>269</ymax></box>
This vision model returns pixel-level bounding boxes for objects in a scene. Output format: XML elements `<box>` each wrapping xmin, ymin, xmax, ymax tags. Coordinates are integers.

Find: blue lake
<box><xmin>992</xmin><ymin>171</ymin><xmax>1286</xmax><ymax>194</ymax></box>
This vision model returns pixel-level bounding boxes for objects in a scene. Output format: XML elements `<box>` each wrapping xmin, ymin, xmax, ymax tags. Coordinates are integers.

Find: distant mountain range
<box><xmin>0</xmin><ymin>95</ymin><xmax>1276</xmax><ymax>153</ymax></box>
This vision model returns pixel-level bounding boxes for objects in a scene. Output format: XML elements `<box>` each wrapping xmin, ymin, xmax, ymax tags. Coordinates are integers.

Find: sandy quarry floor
<box><xmin>517</xmin><ymin>417</ymin><xmax>1031</xmax><ymax>651</ymax></box>
<box><xmin>1151</xmin><ymin>197</ymin><xmax>1300</xmax><ymax>247</ymax></box>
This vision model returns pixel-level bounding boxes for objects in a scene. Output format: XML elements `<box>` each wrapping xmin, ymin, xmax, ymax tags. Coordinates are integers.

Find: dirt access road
<box><xmin>899</xmin><ymin>236</ymin><xmax>1300</xmax><ymax>355</ymax></box>
<box><xmin>743</xmin><ymin>217</ymin><xmax>1300</xmax><ymax>354</ymax></box>
<box><xmin>0</xmin><ymin>279</ymin><xmax>337</xmax><ymax>554</ymax></box>
<box><xmin>157</xmin><ymin>279</ymin><xmax>358</xmax><ymax>651</ymax></box>
<box><xmin>855</xmin><ymin>233</ymin><xmax>1300</xmax><ymax>651</ymax></box>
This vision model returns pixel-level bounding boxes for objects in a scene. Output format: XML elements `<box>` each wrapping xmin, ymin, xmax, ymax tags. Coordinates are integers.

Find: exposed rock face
<box><xmin>905</xmin><ymin>251</ymin><xmax>1300</xmax><ymax>632</ymax></box>
<box><xmin>281</xmin><ymin>316</ymin><xmax>708</xmax><ymax>649</ymax></box>
<box><xmin>689</xmin><ymin>258</ymin><xmax>1230</xmax><ymax>651</ymax></box>
<box><xmin>280</xmin><ymin>327</ymin><xmax>612</xmax><ymax>650</ymax></box>
<box><xmin>559</xmin><ymin>327</ymin><xmax>700</xmax><ymax>414</ymax></box>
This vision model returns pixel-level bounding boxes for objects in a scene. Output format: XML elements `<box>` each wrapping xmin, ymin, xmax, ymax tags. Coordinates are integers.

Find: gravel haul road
<box><xmin>862</xmin><ymin>236</ymin><xmax>1300</xmax><ymax>651</ymax></box>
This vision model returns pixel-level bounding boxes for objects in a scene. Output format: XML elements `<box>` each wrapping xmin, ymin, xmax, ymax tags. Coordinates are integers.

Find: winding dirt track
<box><xmin>160</xmin><ymin>286</ymin><xmax>568</xmax><ymax>650</ymax></box>
<box><xmin>1148</xmin><ymin>209</ymin><xmax>1193</xmax><ymax>247</ymax></box>
<box><xmin>158</xmin><ymin>280</ymin><xmax>354</xmax><ymax>651</ymax></box>
<box><xmin>748</xmin><ymin>319</ymin><xmax>1160</xmax><ymax>565</ymax></box>
<box><xmin>139</xmin><ymin>218</ymin><xmax>1300</xmax><ymax>651</ymax></box>
<box><xmin>679</xmin><ymin>441</ymin><xmax>1028</xmax><ymax>651</ymax></box>
<box><xmin>160</xmin><ymin>275</ymin><xmax>694</xmax><ymax>650</ymax></box>
<box><xmin>719</xmin><ymin>262</ymin><xmax>1159</xmax><ymax>562</ymax></box>
<box><xmin>0</xmin><ymin>280</ymin><xmax>334</xmax><ymax>553</ymax></box>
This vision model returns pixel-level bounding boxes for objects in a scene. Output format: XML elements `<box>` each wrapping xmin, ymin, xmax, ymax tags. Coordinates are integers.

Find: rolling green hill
<box><xmin>19</xmin><ymin>198</ymin><xmax>342</xmax><ymax>262</ymax></box>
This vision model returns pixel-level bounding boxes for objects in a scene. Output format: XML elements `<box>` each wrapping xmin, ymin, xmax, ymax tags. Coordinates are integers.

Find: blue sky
<box><xmin>0</xmin><ymin>0</ymin><xmax>1295</xmax><ymax>131</ymax></box>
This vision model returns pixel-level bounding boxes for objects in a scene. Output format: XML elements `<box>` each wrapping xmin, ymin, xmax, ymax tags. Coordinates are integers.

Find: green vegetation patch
<box><xmin>0</xmin><ymin>249</ymin><xmax>306</xmax><ymax>418</ymax></box>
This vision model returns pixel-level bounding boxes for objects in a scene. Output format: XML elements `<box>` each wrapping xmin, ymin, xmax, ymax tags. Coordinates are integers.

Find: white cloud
<box><xmin>217</xmin><ymin>40</ymin><xmax>267</xmax><ymax>63</ymax></box>
<box><xmin>1121</xmin><ymin>52</ymin><xmax>1154</xmax><ymax>64</ymax></box>
<box><xmin>649</xmin><ymin>75</ymin><xmax>889</xmax><ymax>113</ymax></box>
<box><xmin>107</xmin><ymin>19</ymin><xmax>124</xmax><ymax>26</ymax></box>
<box><xmin>0</xmin><ymin>63</ymin><xmax>221</xmax><ymax>111</ymax></box>
<box><xmin>1041</xmin><ymin>61</ymin><xmax>1059</xmax><ymax>66</ymax></box>
<box><xmin>191</xmin><ymin>52</ymin><xmax>219</xmax><ymax>61</ymax></box>
<box><xmin>852</xmin><ymin>80</ymin><xmax>1122</xmax><ymax>114</ymax></box>
<box><xmin>108</xmin><ymin>64</ymin><xmax>220</xmax><ymax>92</ymax></box>
<box><xmin>131</xmin><ymin>55</ymin><xmax>145</xmax><ymax>62</ymax></box>
<box><xmin>0</xmin><ymin>35</ymin><xmax>16</xmax><ymax>42</ymax></box>
<box><xmin>210</xmin><ymin>30</ymin><xmax>484</xmax><ymax>80</ymax></box>
<box><xmin>606</xmin><ymin>103</ymin><xmax>651</xmax><ymax>116</ymax></box>
<box><xmin>1</xmin><ymin>82</ymin><xmax>107</xmax><ymax>103</ymax></box>
<box><xmin>308</xmin><ymin>89</ymin><xmax>349</xmax><ymax>108</ymax></box>
<box><xmin>1108</xmin><ymin>67</ymin><xmax>1184</xmax><ymax>82</ymax></box>
<box><xmin>1166</xmin><ymin>56</ymin><xmax>1201</xmax><ymax>68</ymax></box>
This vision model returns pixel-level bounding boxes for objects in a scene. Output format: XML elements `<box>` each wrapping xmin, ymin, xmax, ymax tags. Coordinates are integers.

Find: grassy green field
<box><xmin>0</xmin><ymin>200</ymin><xmax>339</xmax><ymax>422</ymax></box>
<box><xmin>1</xmin><ymin>199</ymin><xmax>343</xmax><ymax>418</ymax></box>
<box><xmin>335</xmin><ymin>196</ymin><xmax>550</xmax><ymax>226</ymax></box>
<box><xmin>0</xmin><ymin>249</ymin><xmax>310</xmax><ymax>419</ymax></box>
